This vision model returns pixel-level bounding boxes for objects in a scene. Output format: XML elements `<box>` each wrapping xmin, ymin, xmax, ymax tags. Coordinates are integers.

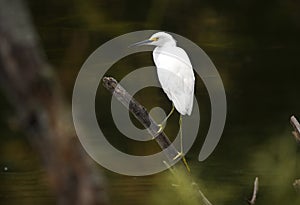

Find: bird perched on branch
<box><xmin>131</xmin><ymin>32</ymin><xmax>195</xmax><ymax>170</ymax></box>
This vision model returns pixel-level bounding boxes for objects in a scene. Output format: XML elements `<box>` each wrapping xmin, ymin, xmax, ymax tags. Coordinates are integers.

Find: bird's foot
<box><xmin>152</xmin><ymin>123</ymin><xmax>165</xmax><ymax>139</ymax></box>
<box><xmin>173</xmin><ymin>151</ymin><xmax>183</xmax><ymax>160</ymax></box>
<box><xmin>157</xmin><ymin>123</ymin><xmax>165</xmax><ymax>133</ymax></box>
<box><xmin>173</xmin><ymin>152</ymin><xmax>191</xmax><ymax>172</ymax></box>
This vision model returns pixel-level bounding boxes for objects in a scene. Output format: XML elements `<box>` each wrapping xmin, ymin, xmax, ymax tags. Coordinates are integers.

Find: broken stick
<box><xmin>290</xmin><ymin>116</ymin><xmax>300</xmax><ymax>143</ymax></box>
<box><xmin>248</xmin><ymin>177</ymin><xmax>259</xmax><ymax>205</ymax></box>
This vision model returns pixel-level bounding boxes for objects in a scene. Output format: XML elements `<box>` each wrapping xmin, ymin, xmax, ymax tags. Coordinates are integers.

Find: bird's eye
<box><xmin>151</xmin><ymin>37</ymin><xmax>159</xmax><ymax>41</ymax></box>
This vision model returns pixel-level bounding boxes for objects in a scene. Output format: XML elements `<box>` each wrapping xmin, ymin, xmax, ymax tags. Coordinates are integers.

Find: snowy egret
<box><xmin>131</xmin><ymin>32</ymin><xmax>195</xmax><ymax>169</ymax></box>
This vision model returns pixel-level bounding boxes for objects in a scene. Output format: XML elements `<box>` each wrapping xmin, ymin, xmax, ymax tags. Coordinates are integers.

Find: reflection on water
<box><xmin>1</xmin><ymin>0</ymin><xmax>300</xmax><ymax>204</ymax></box>
<box><xmin>0</xmin><ymin>137</ymin><xmax>54</xmax><ymax>204</ymax></box>
<box><xmin>0</xmin><ymin>170</ymin><xmax>55</xmax><ymax>205</ymax></box>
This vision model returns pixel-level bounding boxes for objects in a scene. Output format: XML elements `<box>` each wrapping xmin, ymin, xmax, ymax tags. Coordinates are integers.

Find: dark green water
<box><xmin>1</xmin><ymin>0</ymin><xmax>300</xmax><ymax>204</ymax></box>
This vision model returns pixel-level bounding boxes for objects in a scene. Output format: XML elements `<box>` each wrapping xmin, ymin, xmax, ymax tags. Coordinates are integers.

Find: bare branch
<box><xmin>290</xmin><ymin>116</ymin><xmax>300</xmax><ymax>193</ymax></box>
<box><xmin>290</xmin><ymin>116</ymin><xmax>300</xmax><ymax>143</ymax></box>
<box><xmin>103</xmin><ymin>76</ymin><xmax>181</xmax><ymax>161</ymax></box>
<box><xmin>248</xmin><ymin>177</ymin><xmax>259</xmax><ymax>205</ymax></box>
<box><xmin>102</xmin><ymin>76</ymin><xmax>213</xmax><ymax>205</ymax></box>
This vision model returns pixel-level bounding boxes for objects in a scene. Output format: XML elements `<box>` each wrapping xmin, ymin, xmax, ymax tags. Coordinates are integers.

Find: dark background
<box><xmin>1</xmin><ymin>0</ymin><xmax>300</xmax><ymax>204</ymax></box>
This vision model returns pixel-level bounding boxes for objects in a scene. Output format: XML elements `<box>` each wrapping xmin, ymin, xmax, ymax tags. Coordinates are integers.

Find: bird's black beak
<box><xmin>129</xmin><ymin>39</ymin><xmax>153</xmax><ymax>47</ymax></box>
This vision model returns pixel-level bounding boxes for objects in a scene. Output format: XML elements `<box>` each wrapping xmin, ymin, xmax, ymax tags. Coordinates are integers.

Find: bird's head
<box><xmin>130</xmin><ymin>32</ymin><xmax>176</xmax><ymax>47</ymax></box>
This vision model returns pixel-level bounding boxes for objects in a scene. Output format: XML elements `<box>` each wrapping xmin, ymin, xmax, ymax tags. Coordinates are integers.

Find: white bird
<box><xmin>131</xmin><ymin>32</ymin><xmax>195</xmax><ymax>169</ymax></box>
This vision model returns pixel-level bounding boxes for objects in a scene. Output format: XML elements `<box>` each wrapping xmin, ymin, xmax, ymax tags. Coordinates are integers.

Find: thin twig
<box><xmin>191</xmin><ymin>182</ymin><xmax>213</xmax><ymax>205</ymax></box>
<box><xmin>290</xmin><ymin>116</ymin><xmax>300</xmax><ymax>143</ymax></box>
<box><xmin>248</xmin><ymin>177</ymin><xmax>259</xmax><ymax>205</ymax></box>
<box><xmin>290</xmin><ymin>115</ymin><xmax>300</xmax><ymax>193</ymax></box>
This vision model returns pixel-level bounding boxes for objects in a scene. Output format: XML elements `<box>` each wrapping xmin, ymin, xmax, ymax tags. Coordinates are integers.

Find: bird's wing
<box><xmin>153</xmin><ymin>47</ymin><xmax>195</xmax><ymax>115</ymax></box>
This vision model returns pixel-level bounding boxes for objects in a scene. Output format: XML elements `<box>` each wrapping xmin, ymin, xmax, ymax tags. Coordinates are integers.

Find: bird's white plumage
<box><xmin>150</xmin><ymin>32</ymin><xmax>195</xmax><ymax>116</ymax></box>
<box><xmin>132</xmin><ymin>32</ymin><xmax>195</xmax><ymax>116</ymax></box>
<box><xmin>153</xmin><ymin>46</ymin><xmax>194</xmax><ymax>115</ymax></box>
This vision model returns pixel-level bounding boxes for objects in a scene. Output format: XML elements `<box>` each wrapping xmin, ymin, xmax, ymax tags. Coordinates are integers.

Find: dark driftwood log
<box><xmin>0</xmin><ymin>0</ymin><xmax>107</xmax><ymax>204</ymax></box>
<box><xmin>290</xmin><ymin>116</ymin><xmax>300</xmax><ymax>143</ymax></box>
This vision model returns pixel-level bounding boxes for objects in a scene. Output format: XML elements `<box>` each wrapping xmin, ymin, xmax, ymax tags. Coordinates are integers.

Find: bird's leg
<box><xmin>157</xmin><ymin>104</ymin><xmax>175</xmax><ymax>134</ymax></box>
<box><xmin>173</xmin><ymin>115</ymin><xmax>183</xmax><ymax>159</ymax></box>
<box><xmin>173</xmin><ymin>115</ymin><xmax>190</xmax><ymax>172</ymax></box>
